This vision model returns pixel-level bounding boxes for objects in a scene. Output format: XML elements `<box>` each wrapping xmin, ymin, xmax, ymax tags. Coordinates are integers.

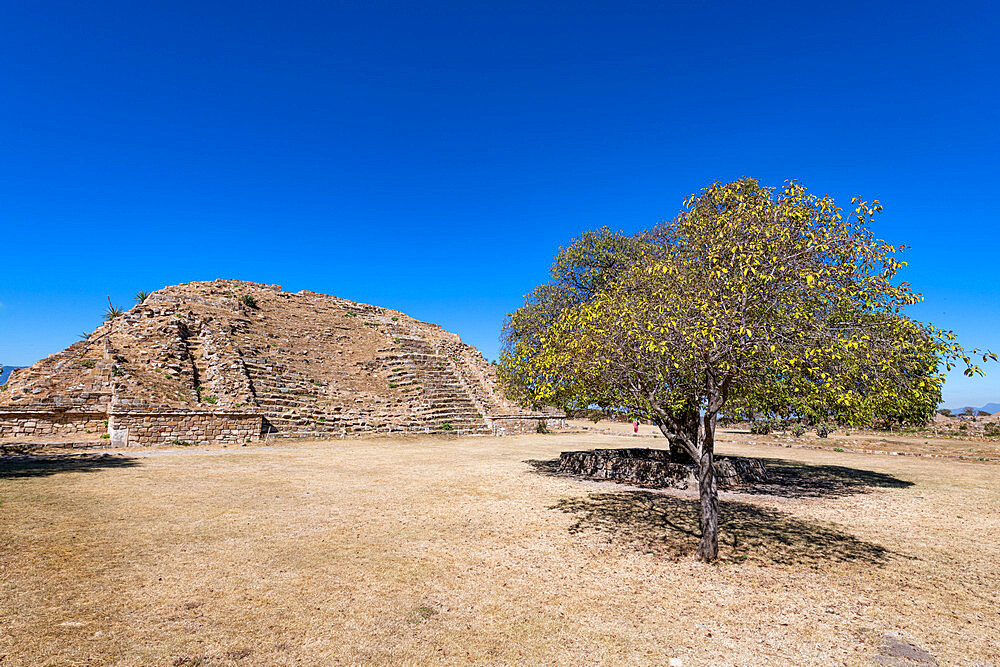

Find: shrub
<box><xmin>441</xmin><ymin>422</ymin><xmax>453</xmax><ymax>431</ymax></box>
<box><xmin>80</xmin><ymin>360</ymin><xmax>96</xmax><ymax>369</ymax></box>
<box><xmin>101</xmin><ymin>434</ymin><xmax>110</xmax><ymax>439</ymax></box>
<box><xmin>202</xmin><ymin>395</ymin><xmax>218</xmax><ymax>404</ymax></box>
<box><xmin>389</xmin><ymin>382</ymin><xmax>397</xmax><ymax>388</ymax></box>
<box><xmin>240</xmin><ymin>294</ymin><xmax>259</xmax><ymax>310</ymax></box>
<box><xmin>113</xmin><ymin>368</ymin><xmax>125</xmax><ymax>377</ymax></box>
<box><xmin>816</xmin><ymin>423</ymin><xmax>835</xmax><ymax>438</ymax></box>
<box><xmin>791</xmin><ymin>424</ymin><xmax>806</xmax><ymax>437</ymax></box>
<box><xmin>391</xmin><ymin>316</ymin><xmax>398</xmax><ymax>321</ymax></box>
<box><xmin>833</xmin><ymin>447</ymin><xmax>845</xmax><ymax>452</ymax></box>
<box><xmin>749</xmin><ymin>420</ymin><xmax>772</xmax><ymax>435</ymax></box>
<box><xmin>135</xmin><ymin>290</ymin><xmax>150</xmax><ymax>305</ymax></box>
<box><xmin>103</xmin><ymin>296</ymin><xmax>124</xmax><ymax>322</ymax></box>
<box><xmin>536</xmin><ymin>420</ymin><xmax>549</xmax><ymax>434</ymax></box>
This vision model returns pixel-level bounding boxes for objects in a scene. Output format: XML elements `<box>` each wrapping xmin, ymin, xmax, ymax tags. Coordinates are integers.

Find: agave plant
<box><xmin>135</xmin><ymin>290</ymin><xmax>150</xmax><ymax>305</ymax></box>
<box><xmin>103</xmin><ymin>296</ymin><xmax>124</xmax><ymax>322</ymax></box>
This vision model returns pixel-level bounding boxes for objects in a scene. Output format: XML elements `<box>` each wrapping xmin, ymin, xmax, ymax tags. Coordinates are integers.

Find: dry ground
<box><xmin>1</xmin><ymin>431</ymin><xmax>998</xmax><ymax>665</ymax></box>
<box><xmin>570</xmin><ymin>418</ymin><xmax>1000</xmax><ymax>460</ymax></box>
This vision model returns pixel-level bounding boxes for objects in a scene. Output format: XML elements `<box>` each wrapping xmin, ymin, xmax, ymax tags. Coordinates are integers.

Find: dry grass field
<box><xmin>570</xmin><ymin>418</ymin><xmax>1000</xmax><ymax>460</ymax></box>
<box><xmin>2</xmin><ymin>431</ymin><xmax>998</xmax><ymax>665</ymax></box>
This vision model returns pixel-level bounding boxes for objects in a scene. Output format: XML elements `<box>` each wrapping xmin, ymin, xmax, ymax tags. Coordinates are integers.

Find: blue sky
<box><xmin>1</xmin><ymin>1</ymin><xmax>997</xmax><ymax>407</ymax></box>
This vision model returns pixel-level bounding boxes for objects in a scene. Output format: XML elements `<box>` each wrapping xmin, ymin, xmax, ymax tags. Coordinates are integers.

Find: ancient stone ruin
<box><xmin>558</xmin><ymin>448</ymin><xmax>767</xmax><ymax>489</ymax></box>
<box><xmin>0</xmin><ymin>280</ymin><xmax>564</xmax><ymax>446</ymax></box>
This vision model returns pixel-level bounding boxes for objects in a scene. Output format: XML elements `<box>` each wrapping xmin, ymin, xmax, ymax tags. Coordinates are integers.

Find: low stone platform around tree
<box><xmin>558</xmin><ymin>448</ymin><xmax>767</xmax><ymax>489</ymax></box>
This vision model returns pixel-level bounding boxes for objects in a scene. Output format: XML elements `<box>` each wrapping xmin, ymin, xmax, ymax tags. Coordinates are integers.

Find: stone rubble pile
<box><xmin>0</xmin><ymin>279</ymin><xmax>564</xmax><ymax>445</ymax></box>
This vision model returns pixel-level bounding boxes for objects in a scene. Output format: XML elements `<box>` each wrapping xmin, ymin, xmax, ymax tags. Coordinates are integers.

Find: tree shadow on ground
<box><xmin>552</xmin><ymin>491</ymin><xmax>893</xmax><ymax>565</ymax></box>
<box><xmin>735</xmin><ymin>458</ymin><xmax>913</xmax><ymax>499</ymax></box>
<box><xmin>0</xmin><ymin>453</ymin><xmax>140</xmax><ymax>479</ymax></box>
<box><xmin>525</xmin><ymin>455</ymin><xmax>913</xmax><ymax>500</ymax></box>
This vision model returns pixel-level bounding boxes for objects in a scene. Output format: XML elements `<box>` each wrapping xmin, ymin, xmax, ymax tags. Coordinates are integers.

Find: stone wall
<box><xmin>558</xmin><ymin>448</ymin><xmax>767</xmax><ymax>489</ymax></box>
<box><xmin>487</xmin><ymin>415</ymin><xmax>567</xmax><ymax>436</ymax></box>
<box><xmin>108</xmin><ymin>409</ymin><xmax>263</xmax><ymax>446</ymax></box>
<box><xmin>0</xmin><ymin>408</ymin><xmax>108</xmax><ymax>439</ymax></box>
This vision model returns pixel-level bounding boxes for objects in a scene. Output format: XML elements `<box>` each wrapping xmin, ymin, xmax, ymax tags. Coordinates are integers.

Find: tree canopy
<box><xmin>500</xmin><ymin>178</ymin><xmax>992</xmax><ymax>560</ymax></box>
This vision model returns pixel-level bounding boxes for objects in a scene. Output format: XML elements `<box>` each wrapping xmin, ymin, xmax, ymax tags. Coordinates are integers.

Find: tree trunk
<box><xmin>653</xmin><ymin>407</ymin><xmax>699</xmax><ymax>464</ymax></box>
<box><xmin>696</xmin><ymin>410</ymin><xmax>719</xmax><ymax>561</ymax></box>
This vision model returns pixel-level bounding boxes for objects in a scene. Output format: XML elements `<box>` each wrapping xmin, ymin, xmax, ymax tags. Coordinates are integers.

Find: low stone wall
<box><xmin>558</xmin><ymin>448</ymin><xmax>767</xmax><ymax>489</ymax></box>
<box><xmin>487</xmin><ymin>414</ymin><xmax>567</xmax><ymax>436</ymax></box>
<box><xmin>0</xmin><ymin>408</ymin><xmax>107</xmax><ymax>439</ymax></box>
<box><xmin>109</xmin><ymin>409</ymin><xmax>263</xmax><ymax>446</ymax></box>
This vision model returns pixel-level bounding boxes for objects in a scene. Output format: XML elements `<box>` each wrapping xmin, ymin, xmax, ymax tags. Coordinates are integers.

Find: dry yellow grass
<box><xmin>1</xmin><ymin>431</ymin><xmax>998</xmax><ymax>665</ymax></box>
<box><xmin>570</xmin><ymin>418</ymin><xmax>1000</xmax><ymax>460</ymax></box>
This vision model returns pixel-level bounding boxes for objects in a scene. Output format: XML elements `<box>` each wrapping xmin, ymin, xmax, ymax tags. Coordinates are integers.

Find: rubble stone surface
<box><xmin>0</xmin><ymin>280</ymin><xmax>564</xmax><ymax>445</ymax></box>
<box><xmin>558</xmin><ymin>448</ymin><xmax>767</xmax><ymax>489</ymax></box>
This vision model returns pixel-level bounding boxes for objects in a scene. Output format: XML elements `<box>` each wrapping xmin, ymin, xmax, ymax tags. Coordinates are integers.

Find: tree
<box><xmin>500</xmin><ymin>178</ymin><xmax>992</xmax><ymax>561</ymax></box>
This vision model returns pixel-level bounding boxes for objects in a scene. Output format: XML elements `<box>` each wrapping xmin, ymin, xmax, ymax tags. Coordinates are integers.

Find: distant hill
<box><xmin>942</xmin><ymin>403</ymin><xmax>1000</xmax><ymax>416</ymax></box>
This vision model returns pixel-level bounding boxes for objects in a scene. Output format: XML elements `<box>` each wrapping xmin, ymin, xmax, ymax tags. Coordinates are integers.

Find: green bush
<box><xmin>749</xmin><ymin>420</ymin><xmax>772</xmax><ymax>435</ymax></box>
<box><xmin>816</xmin><ymin>423</ymin><xmax>835</xmax><ymax>438</ymax></box>
<box><xmin>202</xmin><ymin>395</ymin><xmax>218</xmax><ymax>404</ymax></box>
<box><xmin>80</xmin><ymin>360</ymin><xmax>96</xmax><ymax>369</ymax></box>
<box><xmin>441</xmin><ymin>422</ymin><xmax>452</xmax><ymax>431</ymax></box>
<box><xmin>791</xmin><ymin>424</ymin><xmax>806</xmax><ymax>437</ymax></box>
<box><xmin>536</xmin><ymin>420</ymin><xmax>549</xmax><ymax>434</ymax></box>
<box><xmin>240</xmin><ymin>294</ymin><xmax>259</xmax><ymax>309</ymax></box>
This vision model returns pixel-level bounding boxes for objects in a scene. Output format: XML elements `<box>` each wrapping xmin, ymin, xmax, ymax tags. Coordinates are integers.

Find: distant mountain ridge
<box><xmin>942</xmin><ymin>402</ymin><xmax>1000</xmax><ymax>415</ymax></box>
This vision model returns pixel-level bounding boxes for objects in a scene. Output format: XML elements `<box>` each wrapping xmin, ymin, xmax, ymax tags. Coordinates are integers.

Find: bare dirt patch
<box><xmin>1</xmin><ymin>433</ymin><xmax>997</xmax><ymax>665</ymax></box>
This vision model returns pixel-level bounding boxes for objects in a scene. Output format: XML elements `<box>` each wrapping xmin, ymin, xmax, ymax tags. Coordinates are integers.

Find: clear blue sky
<box><xmin>1</xmin><ymin>1</ymin><xmax>997</xmax><ymax>407</ymax></box>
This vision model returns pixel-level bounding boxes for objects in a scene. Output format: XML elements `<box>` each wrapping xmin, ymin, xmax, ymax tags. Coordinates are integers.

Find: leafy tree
<box><xmin>500</xmin><ymin>178</ymin><xmax>992</xmax><ymax>561</ymax></box>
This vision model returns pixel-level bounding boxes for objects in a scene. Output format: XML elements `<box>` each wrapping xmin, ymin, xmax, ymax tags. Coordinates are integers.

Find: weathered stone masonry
<box><xmin>108</xmin><ymin>409</ymin><xmax>263</xmax><ymax>446</ymax></box>
<box><xmin>0</xmin><ymin>408</ymin><xmax>107</xmax><ymax>439</ymax></box>
<box><xmin>0</xmin><ymin>280</ymin><xmax>565</xmax><ymax>446</ymax></box>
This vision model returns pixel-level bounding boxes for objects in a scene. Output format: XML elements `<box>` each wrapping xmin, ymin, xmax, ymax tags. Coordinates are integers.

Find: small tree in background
<box><xmin>501</xmin><ymin>178</ymin><xmax>992</xmax><ymax>561</ymax></box>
